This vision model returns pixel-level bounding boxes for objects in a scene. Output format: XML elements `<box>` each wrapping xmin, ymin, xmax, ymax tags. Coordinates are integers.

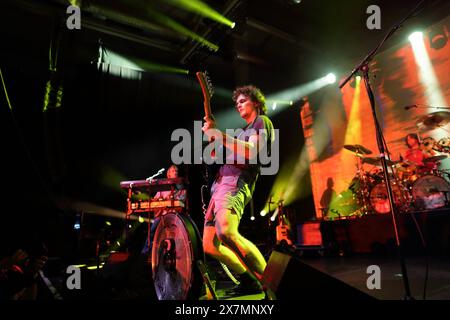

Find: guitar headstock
<box><xmin>196</xmin><ymin>71</ymin><xmax>214</xmax><ymax>102</ymax></box>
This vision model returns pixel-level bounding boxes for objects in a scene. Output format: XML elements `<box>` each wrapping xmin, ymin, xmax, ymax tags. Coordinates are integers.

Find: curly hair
<box><xmin>232</xmin><ymin>85</ymin><xmax>267</xmax><ymax>115</ymax></box>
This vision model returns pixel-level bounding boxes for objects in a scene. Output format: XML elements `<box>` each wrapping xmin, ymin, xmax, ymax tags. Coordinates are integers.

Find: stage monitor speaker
<box><xmin>262</xmin><ymin>250</ymin><xmax>374</xmax><ymax>300</ymax></box>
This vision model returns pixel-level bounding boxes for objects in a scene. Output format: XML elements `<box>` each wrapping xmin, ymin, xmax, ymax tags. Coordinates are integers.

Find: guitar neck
<box><xmin>204</xmin><ymin>101</ymin><xmax>213</xmax><ymax>119</ymax></box>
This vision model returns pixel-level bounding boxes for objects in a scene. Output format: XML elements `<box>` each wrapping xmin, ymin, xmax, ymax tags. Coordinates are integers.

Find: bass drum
<box><xmin>152</xmin><ymin>212</ymin><xmax>203</xmax><ymax>300</ymax></box>
<box><xmin>411</xmin><ymin>175</ymin><xmax>450</xmax><ymax>210</ymax></box>
<box><xmin>369</xmin><ymin>181</ymin><xmax>405</xmax><ymax>214</ymax></box>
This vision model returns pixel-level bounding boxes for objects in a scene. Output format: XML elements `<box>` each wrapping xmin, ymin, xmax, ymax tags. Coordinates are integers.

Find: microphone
<box><xmin>404</xmin><ymin>105</ymin><xmax>417</xmax><ymax>110</ymax></box>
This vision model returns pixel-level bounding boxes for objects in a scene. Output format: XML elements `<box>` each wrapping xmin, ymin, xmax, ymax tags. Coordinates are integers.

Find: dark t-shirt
<box><xmin>218</xmin><ymin>115</ymin><xmax>274</xmax><ymax>193</ymax></box>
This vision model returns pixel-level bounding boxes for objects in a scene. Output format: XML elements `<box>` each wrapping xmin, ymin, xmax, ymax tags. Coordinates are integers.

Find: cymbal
<box><xmin>362</xmin><ymin>157</ymin><xmax>397</xmax><ymax>166</ymax></box>
<box><xmin>343</xmin><ymin>144</ymin><xmax>373</xmax><ymax>155</ymax></box>
<box><xmin>416</xmin><ymin>112</ymin><xmax>450</xmax><ymax>131</ymax></box>
<box><xmin>423</xmin><ymin>155</ymin><xmax>448</xmax><ymax>162</ymax></box>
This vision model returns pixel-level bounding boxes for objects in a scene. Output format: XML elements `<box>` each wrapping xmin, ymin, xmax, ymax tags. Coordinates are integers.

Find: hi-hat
<box><xmin>416</xmin><ymin>112</ymin><xmax>450</xmax><ymax>131</ymax></box>
<box><xmin>343</xmin><ymin>144</ymin><xmax>373</xmax><ymax>155</ymax></box>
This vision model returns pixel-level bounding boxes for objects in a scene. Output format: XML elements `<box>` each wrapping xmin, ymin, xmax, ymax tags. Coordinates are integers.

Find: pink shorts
<box><xmin>204</xmin><ymin>175</ymin><xmax>252</xmax><ymax>227</ymax></box>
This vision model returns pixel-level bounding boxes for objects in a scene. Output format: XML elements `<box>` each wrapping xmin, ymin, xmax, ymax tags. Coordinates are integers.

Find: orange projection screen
<box><xmin>302</xmin><ymin>16</ymin><xmax>450</xmax><ymax>220</ymax></box>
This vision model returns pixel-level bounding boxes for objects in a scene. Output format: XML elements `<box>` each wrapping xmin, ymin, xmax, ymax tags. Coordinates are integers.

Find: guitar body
<box><xmin>276</xmin><ymin>213</ymin><xmax>293</xmax><ymax>246</ymax></box>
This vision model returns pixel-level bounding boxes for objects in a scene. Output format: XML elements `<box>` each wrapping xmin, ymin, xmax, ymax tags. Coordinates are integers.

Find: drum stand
<box><xmin>339</xmin><ymin>0</ymin><xmax>429</xmax><ymax>300</ymax></box>
<box><xmin>354</xmin><ymin>154</ymin><xmax>370</xmax><ymax>216</ymax></box>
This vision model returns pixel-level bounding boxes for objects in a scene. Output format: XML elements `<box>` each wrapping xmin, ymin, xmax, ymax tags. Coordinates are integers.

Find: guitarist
<box><xmin>202</xmin><ymin>85</ymin><xmax>275</xmax><ymax>296</ymax></box>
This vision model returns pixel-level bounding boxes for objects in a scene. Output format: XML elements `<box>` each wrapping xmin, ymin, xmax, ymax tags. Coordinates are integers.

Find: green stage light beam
<box><xmin>168</xmin><ymin>0</ymin><xmax>235</xmax><ymax>28</ymax></box>
<box><xmin>266</xmin><ymin>74</ymin><xmax>337</xmax><ymax>116</ymax></box>
<box><xmin>146</xmin><ymin>8</ymin><xmax>219</xmax><ymax>52</ymax></box>
<box><xmin>99</xmin><ymin>49</ymin><xmax>189</xmax><ymax>78</ymax></box>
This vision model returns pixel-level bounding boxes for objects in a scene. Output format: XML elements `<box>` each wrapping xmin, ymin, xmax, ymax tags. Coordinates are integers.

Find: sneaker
<box><xmin>223</xmin><ymin>281</ymin><xmax>263</xmax><ymax>297</ymax></box>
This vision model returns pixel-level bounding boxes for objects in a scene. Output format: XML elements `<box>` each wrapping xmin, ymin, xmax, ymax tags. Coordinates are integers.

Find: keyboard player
<box><xmin>141</xmin><ymin>165</ymin><xmax>186</xmax><ymax>257</ymax></box>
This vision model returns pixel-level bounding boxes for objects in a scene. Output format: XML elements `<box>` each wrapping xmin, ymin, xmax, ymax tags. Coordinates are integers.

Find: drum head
<box><xmin>411</xmin><ymin>175</ymin><xmax>450</xmax><ymax>210</ymax></box>
<box><xmin>152</xmin><ymin>213</ymin><xmax>203</xmax><ymax>300</ymax></box>
<box><xmin>369</xmin><ymin>182</ymin><xmax>403</xmax><ymax>214</ymax></box>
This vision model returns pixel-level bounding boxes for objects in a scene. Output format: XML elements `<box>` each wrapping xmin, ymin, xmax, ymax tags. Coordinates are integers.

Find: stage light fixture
<box><xmin>408</xmin><ymin>31</ymin><xmax>423</xmax><ymax>43</ymax></box>
<box><xmin>429</xmin><ymin>27</ymin><xmax>448</xmax><ymax>50</ymax></box>
<box><xmin>326</xmin><ymin>73</ymin><xmax>336</xmax><ymax>84</ymax></box>
<box><xmin>270</xmin><ymin>208</ymin><xmax>279</xmax><ymax>222</ymax></box>
<box><xmin>350</xmin><ymin>75</ymin><xmax>362</xmax><ymax>88</ymax></box>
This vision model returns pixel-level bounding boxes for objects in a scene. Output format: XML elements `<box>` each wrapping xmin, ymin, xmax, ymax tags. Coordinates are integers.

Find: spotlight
<box><xmin>326</xmin><ymin>73</ymin><xmax>336</xmax><ymax>84</ymax></box>
<box><xmin>351</xmin><ymin>75</ymin><xmax>362</xmax><ymax>88</ymax></box>
<box><xmin>260</xmin><ymin>210</ymin><xmax>267</xmax><ymax>217</ymax></box>
<box><xmin>270</xmin><ymin>208</ymin><xmax>279</xmax><ymax>222</ymax></box>
<box><xmin>138</xmin><ymin>216</ymin><xmax>145</xmax><ymax>223</ymax></box>
<box><xmin>74</xmin><ymin>213</ymin><xmax>81</xmax><ymax>230</ymax></box>
<box><xmin>272</xmin><ymin>102</ymin><xmax>277</xmax><ymax>110</ymax></box>
<box><xmin>250</xmin><ymin>216</ymin><xmax>255</xmax><ymax>221</ymax></box>
<box><xmin>231</xmin><ymin>22</ymin><xmax>236</xmax><ymax>29</ymax></box>
<box><xmin>429</xmin><ymin>27</ymin><xmax>448</xmax><ymax>50</ymax></box>
<box><xmin>409</xmin><ymin>31</ymin><xmax>423</xmax><ymax>43</ymax></box>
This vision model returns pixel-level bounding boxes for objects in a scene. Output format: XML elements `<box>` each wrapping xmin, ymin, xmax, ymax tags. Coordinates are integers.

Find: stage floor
<box><xmin>40</xmin><ymin>253</ymin><xmax>450</xmax><ymax>300</ymax></box>
<box><xmin>300</xmin><ymin>255</ymin><xmax>450</xmax><ymax>300</ymax></box>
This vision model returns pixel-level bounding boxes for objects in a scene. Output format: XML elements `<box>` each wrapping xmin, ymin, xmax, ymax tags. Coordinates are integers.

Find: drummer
<box><xmin>403</xmin><ymin>133</ymin><xmax>436</xmax><ymax>170</ymax></box>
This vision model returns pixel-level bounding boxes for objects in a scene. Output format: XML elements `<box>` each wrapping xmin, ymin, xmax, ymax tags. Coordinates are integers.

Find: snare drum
<box><xmin>369</xmin><ymin>181</ymin><xmax>405</xmax><ymax>214</ymax></box>
<box><xmin>395</xmin><ymin>161</ymin><xmax>417</xmax><ymax>182</ymax></box>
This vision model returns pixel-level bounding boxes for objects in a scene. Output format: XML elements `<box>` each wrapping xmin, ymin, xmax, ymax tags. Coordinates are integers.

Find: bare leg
<box><xmin>203</xmin><ymin>225</ymin><xmax>247</xmax><ymax>274</ymax></box>
<box><xmin>215</xmin><ymin>209</ymin><xmax>267</xmax><ymax>278</ymax></box>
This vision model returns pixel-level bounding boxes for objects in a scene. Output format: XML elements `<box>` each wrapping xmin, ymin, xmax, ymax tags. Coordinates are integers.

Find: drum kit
<box><xmin>328</xmin><ymin>112</ymin><xmax>450</xmax><ymax>218</ymax></box>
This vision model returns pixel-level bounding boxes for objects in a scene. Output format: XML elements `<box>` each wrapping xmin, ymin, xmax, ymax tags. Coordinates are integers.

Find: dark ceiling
<box><xmin>1</xmin><ymin>0</ymin><xmax>449</xmax><ymax>93</ymax></box>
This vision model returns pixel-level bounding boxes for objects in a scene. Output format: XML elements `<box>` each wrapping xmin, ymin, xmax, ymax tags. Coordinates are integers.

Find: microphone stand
<box><xmin>146</xmin><ymin>168</ymin><xmax>165</xmax><ymax>182</ymax></box>
<box><xmin>339</xmin><ymin>0</ymin><xmax>430</xmax><ymax>300</ymax></box>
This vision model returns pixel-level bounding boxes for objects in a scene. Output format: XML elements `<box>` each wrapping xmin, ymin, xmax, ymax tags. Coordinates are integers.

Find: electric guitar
<box><xmin>276</xmin><ymin>208</ymin><xmax>293</xmax><ymax>246</ymax></box>
<box><xmin>196</xmin><ymin>71</ymin><xmax>219</xmax><ymax>187</ymax></box>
